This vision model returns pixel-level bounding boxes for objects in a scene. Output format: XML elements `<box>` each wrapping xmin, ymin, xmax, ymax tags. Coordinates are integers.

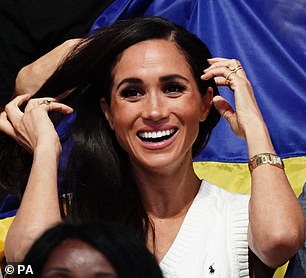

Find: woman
<box><xmin>21</xmin><ymin>222</ymin><xmax>163</xmax><ymax>278</ymax></box>
<box><xmin>0</xmin><ymin>17</ymin><xmax>304</xmax><ymax>277</ymax></box>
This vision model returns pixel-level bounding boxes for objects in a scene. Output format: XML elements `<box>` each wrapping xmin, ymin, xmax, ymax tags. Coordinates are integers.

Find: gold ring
<box><xmin>225</xmin><ymin>70</ymin><xmax>235</xmax><ymax>81</ymax></box>
<box><xmin>39</xmin><ymin>99</ymin><xmax>52</xmax><ymax>105</ymax></box>
<box><xmin>233</xmin><ymin>65</ymin><xmax>243</xmax><ymax>73</ymax></box>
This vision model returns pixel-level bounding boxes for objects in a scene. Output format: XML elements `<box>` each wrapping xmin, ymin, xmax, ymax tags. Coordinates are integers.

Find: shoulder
<box><xmin>196</xmin><ymin>180</ymin><xmax>250</xmax><ymax>232</ymax></box>
<box><xmin>198</xmin><ymin>180</ymin><xmax>250</xmax><ymax>206</ymax></box>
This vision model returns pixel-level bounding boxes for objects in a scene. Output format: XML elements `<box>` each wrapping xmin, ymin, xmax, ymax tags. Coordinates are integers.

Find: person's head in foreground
<box><xmin>22</xmin><ymin>222</ymin><xmax>163</xmax><ymax>278</ymax></box>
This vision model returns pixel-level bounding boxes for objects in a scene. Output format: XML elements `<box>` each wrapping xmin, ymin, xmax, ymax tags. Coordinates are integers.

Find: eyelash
<box><xmin>164</xmin><ymin>83</ymin><xmax>186</xmax><ymax>94</ymax></box>
<box><xmin>120</xmin><ymin>88</ymin><xmax>143</xmax><ymax>99</ymax></box>
<box><xmin>119</xmin><ymin>83</ymin><xmax>187</xmax><ymax>100</ymax></box>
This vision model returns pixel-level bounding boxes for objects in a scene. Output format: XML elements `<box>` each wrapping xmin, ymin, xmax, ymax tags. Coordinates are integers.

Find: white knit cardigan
<box><xmin>160</xmin><ymin>180</ymin><xmax>250</xmax><ymax>278</ymax></box>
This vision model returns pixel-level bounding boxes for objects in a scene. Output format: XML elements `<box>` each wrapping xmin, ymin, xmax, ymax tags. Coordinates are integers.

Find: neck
<box><xmin>132</xmin><ymin>158</ymin><xmax>201</xmax><ymax>219</ymax></box>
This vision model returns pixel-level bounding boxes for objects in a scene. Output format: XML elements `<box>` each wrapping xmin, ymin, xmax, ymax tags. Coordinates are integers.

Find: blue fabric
<box><xmin>0</xmin><ymin>194</ymin><xmax>19</xmax><ymax>219</ymax></box>
<box><xmin>91</xmin><ymin>0</ymin><xmax>306</xmax><ymax>163</ymax></box>
<box><xmin>56</xmin><ymin>113</ymin><xmax>76</xmax><ymax>194</ymax></box>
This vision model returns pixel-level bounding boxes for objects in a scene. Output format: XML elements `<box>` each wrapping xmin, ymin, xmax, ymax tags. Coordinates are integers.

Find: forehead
<box><xmin>112</xmin><ymin>39</ymin><xmax>193</xmax><ymax>79</ymax></box>
<box><xmin>43</xmin><ymin>239</ymin><xmax>113</xmax><ymax>270</ymax></box>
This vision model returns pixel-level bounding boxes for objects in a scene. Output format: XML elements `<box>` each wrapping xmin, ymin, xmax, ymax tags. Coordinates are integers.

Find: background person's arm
<box><xmin>14</xmin><ymin>39</ymin><xmax>81</xmax><ymax>97</ymax></box>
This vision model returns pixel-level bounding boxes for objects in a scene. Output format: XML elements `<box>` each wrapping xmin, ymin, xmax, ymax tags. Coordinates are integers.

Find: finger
<box><xmin>5</xmin><ymin>94</ymin><xmax>31</xmax><ymax>125</ymax></box>
<box><xmin>202</xmin><ymin>66</ymin><xmax>239</xmax><ymax>80</ymax></box>
<box><xmin>205</xmin><ymin>59</ymin><xmax>244</xmax><ymax>72</ymax></box>
<box><xmin>0</xmin><ymin>110</ymin><xmax>18</xmax><ymax>138</ymax></box>
<box><xmin>25</xmin><ymin>98</ymin><xmax>74</xmax><ymax>115</ymax></box>
<box><xmin>25</xmin><ymin>97</ymin><xmax>57</xmax><ymax>112</ymax></box>
<box><xmin>47</xmin><ymin>102</ymin><xmax>74</xmax><ymax>114</ymax></box>
<box><xmin>202</xmin><ymin>65</ymin><xmax>229</xmax><ymax>77</ymax></box>
<box><xmin>205</xmin><ymin>58</ymin><xmax>245</xmax><ymax>79</ymax></box>
<box><xmin>213</xmin><ymin>96</ymin><xmax>238</xmax><ymax>129</ymax></box>
<box><xmin>213</xmin><ymin>76</ymin><xmax>230</xmax><ymax>86</ymax></box>
<box><xmin>207</xmin><ymin>58</ymin><xmax>241</xmax><ymax>73</ymax></box>
<box><xmin>207</xmin><ymin>57</ymin><xmax>230</xmax><ymax>64</ymax></box>
<box><xmin>206</xmin><ymin>58</ymin><xmax>240</xmax><ymax>68</ymax></box>
<box><xmin>213</xmin><ymin>96</ymin><xmax>235</xmax><ymax>121</ymax></box>
<box><xmin>0</xmin><ymin>111</ymin><xmax>33</xmax><ymax>153</ymax></box>
<box><xmin>201</xmin><ymin>66</ymin><xmax>246</xmax><ymax>86</ymax></box>
<box><xmin>213</xmin><ymin>96</ymin><xmax>244</xmax><ymax>138</ymax></box>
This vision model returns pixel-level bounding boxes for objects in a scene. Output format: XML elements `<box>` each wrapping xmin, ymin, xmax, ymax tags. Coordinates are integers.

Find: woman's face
<box><xmin>41</xmin><ymin>239</ymin><xmax>117</xmax><ymax>278</ymax></box>
<box><xmin>102</xmin><ymin>39</ymin><xmax>212</xmax><ymax>172</ymax></box>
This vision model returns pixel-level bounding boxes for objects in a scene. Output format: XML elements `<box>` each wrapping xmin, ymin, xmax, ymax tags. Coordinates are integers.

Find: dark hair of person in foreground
<box><xmin>21</xmin><ymin>221</ymin><xmax>164</xmax><ymax>278</ymax></box>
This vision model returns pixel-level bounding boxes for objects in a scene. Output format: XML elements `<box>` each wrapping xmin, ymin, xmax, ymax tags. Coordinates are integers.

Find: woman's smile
<box><xmin>102</xmin><ymin>39</ymin><xmax>210</xmax><ymax>170</ymax></box>
<box><xmin>137</xmin><ymin>127</ymin><xmax>179</xmax><ymax>150</ymax></box>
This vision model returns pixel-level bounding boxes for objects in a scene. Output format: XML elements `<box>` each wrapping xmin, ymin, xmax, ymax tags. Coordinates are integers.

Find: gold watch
<box><xmin>248</xmin><ymin>153</ymin><xmax>284</xmax><ymax>172</ymax></box>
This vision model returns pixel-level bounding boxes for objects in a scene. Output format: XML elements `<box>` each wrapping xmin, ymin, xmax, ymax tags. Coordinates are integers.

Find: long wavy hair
<box><xmin>0</xmin><ymin>17</ymin><xmax>220</xmax><ymax>242</ymax></box>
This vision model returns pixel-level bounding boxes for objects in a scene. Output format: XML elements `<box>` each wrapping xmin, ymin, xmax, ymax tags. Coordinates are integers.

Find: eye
<box><xmin>120</xmin><ymin>88</ymin><xmax>144</xmax><ymax>100</ymax></box>
<box><xmin>164</xmin><ymin>83</ymin><xmax>186</xmax><ymax>96</ymax></box>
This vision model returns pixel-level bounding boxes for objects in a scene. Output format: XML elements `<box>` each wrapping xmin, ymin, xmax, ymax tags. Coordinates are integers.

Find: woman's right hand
<box><xmin>0</xmin><ymin>94</ymin><xmax>73</xmax><ymax>154</ymax></box>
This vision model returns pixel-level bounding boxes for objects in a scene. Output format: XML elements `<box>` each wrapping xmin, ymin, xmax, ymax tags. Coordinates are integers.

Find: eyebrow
<box><xmin>116</xmin><ymin>74</ymin><xmax>190</xmax><ymax>90</ymax></box>
<box><xmin>116</xmin><ymin>78</ymin><xmax>142</xmax><ymax>90</ymax></box>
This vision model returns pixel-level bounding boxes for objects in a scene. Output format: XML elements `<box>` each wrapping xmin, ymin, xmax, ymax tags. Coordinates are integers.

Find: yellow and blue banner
<box><xmin>1</xmin><ymin>2</ymin><xmax>305</xmax><ymax>275</ymax></box>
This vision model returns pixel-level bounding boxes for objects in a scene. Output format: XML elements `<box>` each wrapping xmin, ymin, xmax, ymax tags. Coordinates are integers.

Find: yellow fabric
<box><xmin>273</xmin><ymin>262</ymin><xmax>288</xmax><ymax>278</ymax></box>
<box><xmin>0</xmin><ymin>216</ymin><xmax>14</xmax><ymax>260</ymax></box>
<box><xmin>0</xmin><ymin>156</ymin><xmax>304</xmax><ymax>276</ymax></box>
<box><xmin>194</xmin><ymin>156</ymin><xmax>306</xmax><ymax>196</ymax></box>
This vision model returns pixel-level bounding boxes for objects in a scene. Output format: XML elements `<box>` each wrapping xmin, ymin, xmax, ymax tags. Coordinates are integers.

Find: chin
<box><xmin>136</xmin><ymin>153</ymin><xmax>181</xmax><ymax>172</ymax></box>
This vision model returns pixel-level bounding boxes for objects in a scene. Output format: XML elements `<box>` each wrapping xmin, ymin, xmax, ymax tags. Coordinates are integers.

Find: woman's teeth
<box><xmin>138</xmin><ymin>129</ymin><xmax>176</xmax><ymax>142</ymax></box>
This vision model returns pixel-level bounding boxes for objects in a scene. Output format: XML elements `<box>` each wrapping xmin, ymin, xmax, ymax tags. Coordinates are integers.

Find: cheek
<box><xmin>111</xmin><ymin>106</ymin><xmax>134</xmax><ymax>131</ymax></box>
<box><xmin>177</xmin><ymin>97</ymin><xmax>205</xmax><ymax>122</ymax></box>
<box><xmin>110</xmin><ymin>108</ymin><xmax>136</xmax><ymax>150</ymax></box>
<box><xmin>178</xmin><ymin>99</ymin><xmax>205</xmax><ymax>140</ymax></box>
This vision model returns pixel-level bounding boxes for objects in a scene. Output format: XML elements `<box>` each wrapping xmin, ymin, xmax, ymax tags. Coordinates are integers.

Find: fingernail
<box><xmin>201</xmin><ymin>74</ymin><xmax>208</xmax><ymax>80</ymax></box>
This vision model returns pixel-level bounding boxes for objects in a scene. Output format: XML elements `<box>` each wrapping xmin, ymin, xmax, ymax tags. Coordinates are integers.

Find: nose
<box><xmin>141</xmin><ymin>91</ymin><xmax>169</xmax><ymax>122</ymax></box>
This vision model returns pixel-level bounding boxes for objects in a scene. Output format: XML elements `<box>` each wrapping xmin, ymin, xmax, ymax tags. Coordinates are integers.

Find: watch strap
<box><xmin>248</xmin><ymin>153</ymin><xmax>284</xmax><ymax>172</ymax></box>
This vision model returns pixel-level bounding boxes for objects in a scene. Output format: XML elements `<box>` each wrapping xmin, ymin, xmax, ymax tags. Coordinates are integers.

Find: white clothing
<box><xmin>159</xmin><ymin>180</ymin><xmax>250</xmax><ymax>278</ymax></box>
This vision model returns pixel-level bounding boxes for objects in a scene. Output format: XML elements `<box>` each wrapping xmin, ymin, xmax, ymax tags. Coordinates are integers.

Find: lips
<box><xmin>137</xmin><ymin>128</ymin><xmax>177</xmax><ymax>143</ymax></box>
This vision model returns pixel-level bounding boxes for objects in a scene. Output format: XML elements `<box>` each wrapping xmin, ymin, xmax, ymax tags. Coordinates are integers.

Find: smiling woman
<box><xmin>0</xmin><ymin>17</ymin><xmax>304</xmax><ymax>277</ymax></box>
<box><xmin>101</xmin><ymin>39</ymin><xmax>212</xmax><ymax>171</ymax></box>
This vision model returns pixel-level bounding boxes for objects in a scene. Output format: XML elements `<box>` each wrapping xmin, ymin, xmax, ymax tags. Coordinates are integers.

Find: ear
<box><xmin>199</xmin><ymin>87</ymin><xmax>213</xmax><ymax>122</ymax></box>
<box><xmin>100</xmin><ymin>97</ymin><xmax>114</xmax><ymax>129</ymax></box>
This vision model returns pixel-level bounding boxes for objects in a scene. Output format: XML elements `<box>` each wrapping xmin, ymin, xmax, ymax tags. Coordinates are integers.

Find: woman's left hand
<box><xmin>201</xmin><ymin>57</ymin><xmax>265</xmax><ymax>139</ymax></box>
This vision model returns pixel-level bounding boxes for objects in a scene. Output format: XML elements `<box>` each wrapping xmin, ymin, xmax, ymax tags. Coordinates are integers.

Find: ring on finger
<box><xmin>229</xmin><ymin>63</ymin><xmax>241</xmax><ymax>71</ymax></box>
<box><xmin>229</xmin><ymin>59</ymin><xmax>241</xmax><ymax>70</ymax></box>
<box><xmin>225</xmin><ymin>70</ymin><xmax>235</xmax><ymax>81</ymax></box>
<box><xmin>233</xmin><ymin>65</ymin><xmax>243</xmax><ymax>73</ymax></box>
<box><xmin>39</xmin><ymin>99</ymin><xmax>52</xmax><ymax>106</ymax></box>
